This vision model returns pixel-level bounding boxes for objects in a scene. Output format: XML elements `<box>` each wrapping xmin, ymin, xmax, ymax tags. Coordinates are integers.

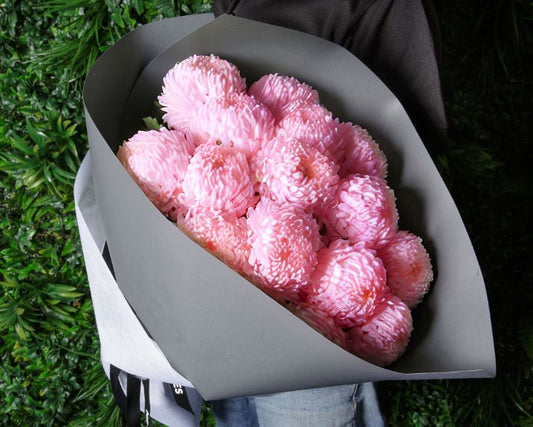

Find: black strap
<box><xmin>110</xmin><ymin>365</ymin><xmax>194</xmax><ymax>425</ymax></box>
<box><xmin>167</xmin><ymin>383</ymin><xmax>195</xmax><ymax>415</ymax></box>
<box><xmin>143</xmin><ymin>379</ymin><xmax>151</xmax><ymax>427</ymax></box>
<box><xmin>109</xmin><ymin>364</ymin><xmax>147</xmax><ymax>427</ymax></box>
<box><xmin>126</xmin><ymin>374</ymin><xmax>142</xmax><ymax>426</ymax></box>
<box><xmin>110</xmin><ymin>364</ymin><xmax>127</xmax><ymax>417</ymax></box>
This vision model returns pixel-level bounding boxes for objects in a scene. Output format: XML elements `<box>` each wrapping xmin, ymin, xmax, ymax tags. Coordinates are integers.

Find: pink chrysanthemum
<box><xmin>117</xmin><ymin>128</ymin><xmax>195</xmax><ymax>219</ymax></box>
<box><xmin>377</xmin><ymin>231</ymin><xmax>433</xmax><ymax>308</ymax></box>
<box><xmin>158</xmin><ymin>54</ymin><xmax>246</xmax><ymax>131</ymax></box>
<box><xmin>292</xmin><ymin>303</ymin><xmax>347</xmax><ymax>348</ymax></box>
<box><xmin>248</xmin><ymin>73</ymin><xmax>319</xmax><ymax>121</ymax></box>
<box><xmin>325</xmin><ymin>174</ymin><xmax>398</xmax><ymax>249</ymax></box>
<box><xmin>247</xmin><ymin>200</ymin><xmax>323</xmax><ymax>300</ymax></box>
<box><xmin>340</xmin><ymin>125</ymin><xmax>388</xmax><ymax>179</ymax></box>
<box><xmin>179</xmin><ymin>142</ymin><xmax>257</xmax><ymax>216</ymax></box>
<box><xmin>177</xmin><ymin>207</ymin><xmax>252</xmax><ymax>276</ymax></box>
<box><xmin>305</xmin><ymin>239</ymin><xmax>388</xmax><ymax>328</ymax></box>
<box><xmin>254</xmin><ymin>136</ymin><xmax>340</xmax><ymax>212</ymax></box>
<box><xmin>276</xmin><ymin>103</ymin><xmax>351</xmax><ymax>165</ymax></box>
<box><xmin>196</xmin><ymin>92</ymin><xmax>276</xmax><ymax>157</ymax></box>
<box><xmin>345</xmin><ymin>294</ymin><xmax>413</xmax><ymax>366</ymax></box>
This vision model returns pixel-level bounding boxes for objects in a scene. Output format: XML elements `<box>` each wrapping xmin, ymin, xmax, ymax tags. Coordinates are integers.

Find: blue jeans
<box><xmin>211</xmin><ymin>383</ymin><xmax>385</xmax><ymax>426</ymax></box>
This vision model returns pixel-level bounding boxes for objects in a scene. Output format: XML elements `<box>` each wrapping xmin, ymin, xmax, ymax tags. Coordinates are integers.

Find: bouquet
<box><xmin>117</xmin><ymin>54</ymin><xmax>434</xmax><ymax>367</ymax></box>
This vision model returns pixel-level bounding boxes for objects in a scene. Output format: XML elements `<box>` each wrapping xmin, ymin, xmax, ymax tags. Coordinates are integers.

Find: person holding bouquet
<box><xmin>209</xmin><ymin>0</ymin><xmax>447</xmax><ymax>425</ymax></box>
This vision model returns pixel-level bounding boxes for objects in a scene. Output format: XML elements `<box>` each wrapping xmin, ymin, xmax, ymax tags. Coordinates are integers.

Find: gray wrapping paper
<box><xmin>82</xmin><ymin>14</ymin><xmax>496</xmax><ymax>400</ymax></box>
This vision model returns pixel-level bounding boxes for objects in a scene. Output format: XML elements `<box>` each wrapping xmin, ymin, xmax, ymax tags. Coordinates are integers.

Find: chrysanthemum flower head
<box><xmin>255</xmin><ymin>136</ymin><xmax>340</xmax><ymax>212</ymax></box>
<box><xmin>291</xmin><ymin>303</ymin><xmax>347</xmax><ymax>348</ymax></box>
<box><xmin>325</xmin><ymin>174</ymin><xmax>398</xmax><ymax>249</ymax></box>
<box><xmin>248</xmin><ymin>73</ymin><xmax>319</xmax><ymax>121</ymax></box>
<box><xmin>305</xmin><ymin>239</ymin><xmax>388</xmax><ymax>328</ymax></box>
<box><xmin>345</xmin><ymin>294</ymin><xmax>413</xmax><ymax>366</ymax></box>
<box><xmin>247</xmin><ymin>200</ymin><xmax>322</xmax><ymax>300</ymax></box>
<box><xmin>197</xmin><ymin>92</ymin><xmax>276</xmax><ymax>157</ymax></box>
<box><xmin>117</xmin><ymin>128</ymin><xmax>195</xmax><ymax>219</ymax></box>
<box><xmin>179</xmin><ymin>141</ymin><xmax>257</xmax><ymax>216</ymax></box>
<box><xmin>377</xmin><ymin>231</ymin><xmax>433</xmax><ymax>308</ymax></box>
<box><xmin>178</xmin><ymin>206</ymin><xmax>252</xmax><ymax>276</ymax></box>
<box><xmin>340</xmin><ymin>125</ymin><xmax>388</xmax><ymax>179</ymax></box>
<box><xmin>158</xmin><ymin>54</ymin><xmax>246</xmax><ymax>130</ymax></box>
<box><xmin>276</xmin><ymin>103</ymin><xmax>351</xmax><ymax>165</ymax></box>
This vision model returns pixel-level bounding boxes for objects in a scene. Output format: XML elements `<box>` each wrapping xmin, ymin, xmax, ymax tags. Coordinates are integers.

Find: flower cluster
<box><xmin>118</xmin><ymin>54</ymin><xmax>433</xmax><ymax>367</ymax></box>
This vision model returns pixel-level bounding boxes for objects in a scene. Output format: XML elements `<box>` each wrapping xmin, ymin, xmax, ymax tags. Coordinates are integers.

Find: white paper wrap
<box><xmin>74</xmin><ymin>154</ymin><xmax>203</xmax><ymax>425</ymax></box>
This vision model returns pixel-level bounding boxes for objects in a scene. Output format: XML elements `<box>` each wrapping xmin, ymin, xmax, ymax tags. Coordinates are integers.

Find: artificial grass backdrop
<box><xmin>0</xmin><ymin>1</ymin><xmax>531</xmax><ymax>425</ymax></box>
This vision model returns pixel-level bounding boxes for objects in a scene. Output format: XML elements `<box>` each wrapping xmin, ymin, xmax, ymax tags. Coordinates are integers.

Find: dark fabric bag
<box><xmin>213</xmin><ymin>0</ymin><xmax>448</xmax><ymax>153</ymax></box>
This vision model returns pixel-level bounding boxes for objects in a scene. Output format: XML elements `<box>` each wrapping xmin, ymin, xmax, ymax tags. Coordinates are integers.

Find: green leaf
<box><xmin>14</xmin><ymin>322</ymin><xmax>28</xmax><ymax>340</ymax></box>
<box><xmin>142</xmin><ymin>116</ymin><xmax>161</xmax><ymax>130</ymax></box>
<box><xmin>46</xmin><ymin>284</ymin><xmax>83</xmax><ymax>300</ymax></box>
<box><xmin>519</xmin><ymin>321</ymin><xmax>533</xmax><ymax>361</ymax></box>
<box><xmin>0</xmin><ymin>275</ymin><xmax>17</xmax><ymax>288</ymax></box>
